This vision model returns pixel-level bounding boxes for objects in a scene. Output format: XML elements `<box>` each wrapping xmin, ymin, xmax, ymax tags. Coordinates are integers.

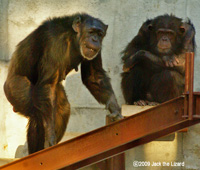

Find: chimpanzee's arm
<box><xmin>81</xmin><ymin>53</ymin><xmax>122</xmax><ymax>121</ymax></box>
<box><xmin>122</xmin><ymin>50</ymin><xmax>163</xmax><ymax>72</ymax></box>
<box><xmin>123</xmin><ymin>50</ymin><xmax>185</xmax><ymax>75</ymax></box>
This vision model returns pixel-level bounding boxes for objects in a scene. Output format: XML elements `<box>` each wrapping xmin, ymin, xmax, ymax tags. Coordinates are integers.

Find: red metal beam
<box><xmin>1</xmin><ymin>95</ymin><xmax>200</xmax><ymax>170</ymax></box>
<box><xmin>188</xmin><ymin>52</ymin><xmax>194</xmax><ymax>119</ymax></box>
<box><xmin>94</xmin><ymin>115</ymin><xmax>125</xmax><ymax>170</ymax></box>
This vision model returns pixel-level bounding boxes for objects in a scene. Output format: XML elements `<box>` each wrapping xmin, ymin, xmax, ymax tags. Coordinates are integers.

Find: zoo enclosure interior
<box><xmin>1</xmin><ymin>52</ymin><xmax>200</xmax><ymax>170</ymax></box>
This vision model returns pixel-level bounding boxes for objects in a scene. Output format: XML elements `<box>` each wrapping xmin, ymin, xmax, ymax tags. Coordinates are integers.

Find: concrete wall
<box><xmin>0</xmin><ymin>0</ymin><xmax>200</xmax><ymax>169</ymax></box>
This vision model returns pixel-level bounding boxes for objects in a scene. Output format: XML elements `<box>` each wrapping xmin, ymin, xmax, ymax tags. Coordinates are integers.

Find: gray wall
<box><xmin>0</xmin><ymin>0</ymin><xmax>200</xmax><ymax>169</ymax></box>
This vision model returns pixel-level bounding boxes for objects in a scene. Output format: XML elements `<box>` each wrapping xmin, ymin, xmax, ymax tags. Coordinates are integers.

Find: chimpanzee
<box><xmin>121</xmin><ymin>14</ymin><xmax>195</xmax><ymax>106</ymax></box>
<box><xmin>4</xmin><ymin>13</ymin><xmax>122</xmax><ymax>154</ymax></box>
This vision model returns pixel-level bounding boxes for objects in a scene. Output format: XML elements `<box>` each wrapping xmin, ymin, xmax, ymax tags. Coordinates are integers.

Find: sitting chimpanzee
<box><xmin>121</xmin><ymin>14</ymin><xmax>195</xmax><ymax>106</ymax></box>
<box><xmin>4</xmin><ymin>13</ymin><xmax>122</xmax><ymax>154</ymax></box>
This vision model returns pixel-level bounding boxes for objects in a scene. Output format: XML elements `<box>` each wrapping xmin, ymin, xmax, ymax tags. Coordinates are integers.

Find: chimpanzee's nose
<box><xmin>162</xmin><ymin>36</ymin><xmax>168</xmax><ymax>41</ymax></box>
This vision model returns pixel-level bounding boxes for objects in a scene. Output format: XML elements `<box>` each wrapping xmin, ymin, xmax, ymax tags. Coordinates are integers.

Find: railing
<box><xmin>1</xmin><ymin>52</ymin><xmax>200</xmax><ymax>170</ymax></box>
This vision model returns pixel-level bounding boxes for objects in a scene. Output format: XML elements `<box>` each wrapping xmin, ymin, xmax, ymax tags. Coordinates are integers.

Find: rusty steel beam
<box><xmin>184</xmin><ymin>52</ymin><xmax>194</xmax><ymax>119</ymax></box>
<box><xmin>184</xmin><ymin>52</ymin><xmax>189</xmax><ymax>118</ymax></box>
<box><xmin>1</xmin><ymin>96</ymin><xmax>200</xmax><ymax>170</ymax></box>
<box><xmin>94</xmin><ymin>115</ymin><xmax>125</xmax><ymax>170</ymax></box>
<box><xmin>89</xmin><ymin>115</ymin><xmax>125</xmax><ymax>170</ymax></box>
<box><xmin>188</xmin><ymin>52</ymin><xmax>194</xmax><ymax>120</ymax></box>
<box><xmin>194</xmin><ymin>93</ymin><xmax>200</xmax><ymax>118</ymax></box>
<box><xmin>183</xmin><ymin>52</ymin><xmax>197</xmax><ymax>119</ymax></box>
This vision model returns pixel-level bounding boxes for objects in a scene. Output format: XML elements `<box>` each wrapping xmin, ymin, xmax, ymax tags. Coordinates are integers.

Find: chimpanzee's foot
<box><xmin>134</xmin><ymin>100</ymin><xmax>159</xmax><ymax>106</ymax></box>
<box><xmin>134</xmin><ymin>100</ymin><xmax>148</xmax><ymax>106</ymax></box>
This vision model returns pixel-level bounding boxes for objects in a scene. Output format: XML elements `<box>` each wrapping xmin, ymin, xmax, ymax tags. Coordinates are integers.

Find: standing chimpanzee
<box><xmin>121</xmin><ymin>14</ymin><xmax>195</xmax><ymax>106</ymax></box>
<box><xmin>4</xmin><ymin>13</ymin><xmax>122</xmax><ymax>154</ymax></box>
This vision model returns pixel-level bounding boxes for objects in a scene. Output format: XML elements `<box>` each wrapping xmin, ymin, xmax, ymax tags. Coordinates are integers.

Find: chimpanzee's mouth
<box><xmin>159</xmin><ymin>47</ymin><xmax>170</xmax><ymax>50</ymax></box>
<box><xmin>84</xmin><ymin>45</ymin><xmax>98</xmax><ymax>53</ymax></box>
<box><xmin>80</xmin><ymin>44</ymin><xmax>99</xmax><ymax>60</ymax></box>
<box><xmin>157</xmin><ymin>47</ymin><xmax>171</xmax><ymax>54</ymax></box>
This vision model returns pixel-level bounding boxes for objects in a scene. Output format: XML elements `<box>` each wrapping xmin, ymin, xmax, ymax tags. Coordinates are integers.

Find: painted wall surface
<box><xmin>0</xmin><ymin>0</ymin><xmax>200</xmax><ymax>169</ymax></box>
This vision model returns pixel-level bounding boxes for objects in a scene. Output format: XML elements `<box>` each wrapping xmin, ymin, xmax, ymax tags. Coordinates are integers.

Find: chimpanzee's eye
<box><xmin>89</xmin><ymin>30</ymin><xmax>94</xmax><ymax>34</ymax></box>
<box><xmin>157</xmin><ymin>32</ymin><xmax>163</xmax><ymax>39</ymax></box>
<box><xmin>98</xmin><ymin>32</ymin><xmax>104</xmax><ymax>37</ymax></box>
<box><xmin>179</xmin><ymin>26</ymin><xmax>185</xmax><ymax>34</ymax></box>
<box><xmin>148</xmin><ymin>24</ymin><xmax>153</xmax><ymax>31</ymax></box>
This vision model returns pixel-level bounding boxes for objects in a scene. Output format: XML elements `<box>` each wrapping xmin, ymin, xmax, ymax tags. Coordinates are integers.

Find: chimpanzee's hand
<box><xmin>123</xmin><ymin>55</ymin><xmax>135</xmax><ymax>72</ymax></box>
<box><xmin>162</xmin><ymin>55</ymin><xmax>179</xmax><ymax>67</ymax></box>
<box><xmin>108</xmin><ymin>110</ymin><xmax>123</xmax><ymax>122</ymax></box>
<box><xmin>108</xmin><ymin>112</ymin><xmax>123</xmax><ymax>122</ymax></box>
<box><xmin>106</xmin><ymin>94</ymin><xmax>123</xmax><ymax>122</ymax></box>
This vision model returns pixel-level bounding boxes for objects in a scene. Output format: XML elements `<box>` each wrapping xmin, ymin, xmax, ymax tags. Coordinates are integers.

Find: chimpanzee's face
<box><xmin>147</xmin><ymin>16</ymin><xmax>187</xmax><ymax>56</ymax></box>
<box><xmin>73</xmin><ymin>17</ymin><xmax>108</xmax><ymax>60</ymax></box>
<box><xmin>155</xmin><ymin>28</ymin><xmax>176</xmax><ymax>54</ymax></box>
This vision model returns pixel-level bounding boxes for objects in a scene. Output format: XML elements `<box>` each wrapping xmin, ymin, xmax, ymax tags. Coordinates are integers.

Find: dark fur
<box><xmin>121</xmin><ymin>14</ymin><xmax>195</xmax><ymax>104</ymax></box>
<box><xmin>4</xmin><ymin>13</ymin><xmax>121</xmax><ymax>154</ymax></box>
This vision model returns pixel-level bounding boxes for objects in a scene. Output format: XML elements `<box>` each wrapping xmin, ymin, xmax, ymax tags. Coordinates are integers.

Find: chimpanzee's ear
<box><xmin>180</xmin><ymin>22</ymin><xmax>195</xmax><ymax>36</ymax></box>
<box><xmin>138</xmin><ymin>19</ymin><xmax>153</xmax><ymax>36</ymax></box>
<box><xmin>105</xmin><ymin>25</ymin><xmax>108</xmax><ymax>32</ymax></box>
<box><xmin>181</xmin><ymin>21</ymin><xmax>195</xmax><ymax>52</ymax></box>
<box><xmin>72</xmin><ymin>16</ymin><xmax>82</xmax><ymax>33</ymax></box>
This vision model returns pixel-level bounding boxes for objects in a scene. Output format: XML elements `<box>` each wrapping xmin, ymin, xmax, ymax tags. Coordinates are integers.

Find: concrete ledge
<box><xmin>0</xmin><ymin>158</ymin><xmax>18</xmax><ymax>166</ymax></box>
<box><xmin>122</xmin><ymin>104</ymin><xmax>175</xmax><ymax>141</ymax></box>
